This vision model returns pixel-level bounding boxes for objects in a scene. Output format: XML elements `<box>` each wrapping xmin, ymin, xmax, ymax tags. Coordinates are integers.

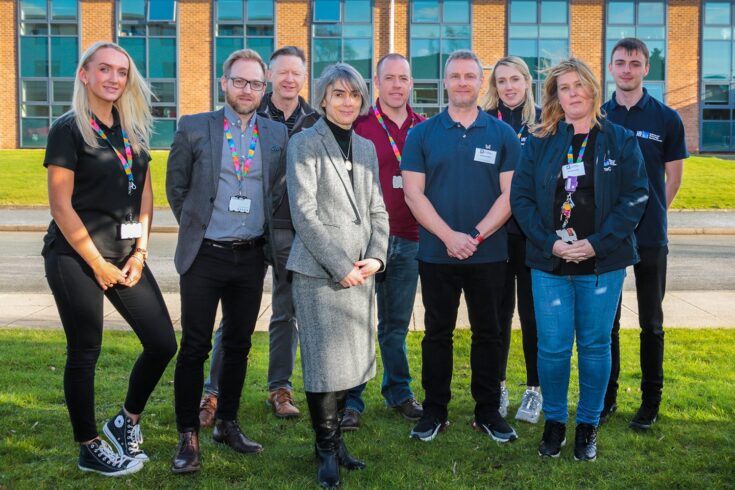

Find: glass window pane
<box><xmin>344</xmin><ymin>0</ymin><xmax>371</xmax><ymax>23</ymax></box>
<box><xmin>443</xmin><ymin>0</ymin><xmax>470</xmax><ymax>24</ymax></box>
<box><xmin>50</xmin><ymin>37</ymin><xmax>78</xmax><ymax>77</ymax></box>
<box><xmin>149</xmin><ymin>38</ymin><xmax>176</xmax><ymax>78</ymax></box>
<box><xmin>705</xmin><ymin>1</ymin><xmax>731</xmax><ymax>25</ymax></box>
<box><xmin>149</xmin><ymin>0</ymin><xmax>176</xmax><ymax>21</ymax></box>
<box><xmin>22</xmin><ymin>80</ymin><xmax>48</xmax><ymax>102</ymax></box>
<box><xmin>509</xmin><ymin>39</ymin><xmax>538</xmax><ymax>77</ymax></box>
<box><xmin>248</xmin><ymin>0</ymin><xmax>274</xmax><ymax>21</ymax></box>
<box><xmin>539</xmin><ymin>25</ymin><xmax>568</xmax><ymax>38</ymax></box>
<box><xmin>53</xmin><ymin>81</ymin><xmax>74</xmax><ymax>102</ymax></box>
<box><xmin>20</xmin><ymin>0</ymin><xmax>47</xmax><ymax>20</ymax></box>
<box><xmin>314</xmin><ymin>24</ymin><xmax>342</xmax><ymax>36</ymax></box>
<box><xmin>313</xmin><ymin>38</ymin><xmax>342</xmax><ymax>78</ymax></box>
<box><xmin>412</xmin><ymin>0</ymin><xmax>439</xmax><ymax>23</ymax></box>
<box><xmin>638</xmin><ymin>1</ymin><xmax>664</xmax><ymax>25</ymax></box>
<box><xmin>441</xmin><ymin>38</ymin><xmax>471</xmax><ymax>73</ymax></box>
<box><xmin>636</xmin><ymin>26</ymin><xmax>665</xmax><ymax>40</ymax></box>
<box><xmin>20</xmin><ymin>36</ymin><xmax>48</xmax><ymax>77</ymax></box>
<box><xmin>217</xmin><ymin>25</ymin><xmax>245</xmax><ymax>36</ymax></box>
<box><xmin>216</xmin><ymin>37</ymin><xmax>243</xmax><ymax>76</ymax></box>
<box><xmin>247</xmin><ymin>37</ymin><xmax>274</xmax><ymax>61</ymax></box>
<box><xmin>413</xmin><ymin>82</ymin><xmax>439</xmax><ymax>104</ymax></box>
<box><xmin>442</xmin><ymin>24</ymin><xmax>470</xmax><ymax>39</ymax></box>
<box><xmin>151</xmin><ymin>120</ymin><xmax>176</xmax><ymax>149</ymax></box>
<box><xmin>151</xmin><ymin>81</ymin><xmax>176</xmax><ymax>103</ymax></box>
<box><xmin>411</xmin><ymin>38</ymin><xmax>440</xmax><ymax>79</ymax></box>
<box><xmin>343</xmin><ymin>24</ymin><xmax>372</xmax><ymax>37</ymax></box>
<box><xmin>703</xmin><ymin>26</ymin><xmax>732</xmax><ymax>41</ymax></box>
<box><xmin>52</xmin><ymin>0</ymin><xmax>77</xmax><ymax>20</ymax></box>
<box><xmin>509</xmin><ymin>25</ymin><xmax>539</xmax><ymax>38</ymax></box>
<box><xmin>121</xmin><ymin>0</ymin><xmax>146</xmax><ymax>21</ymax></box>
<box><xmin>607</xmin><ymin>25</ymin><xmax>636</xmax><ymax>40</ymax></box>
<box><xmin>411</xmin><ymin>24</ymin><xmax>440</xmax><ymax>38</ymax></box>
<box><xmin>314</xmin><ymin>0</ymin><xmax>341</xmax><ymax>22</ymax></box>
<box><xmin>152</xmin><ymin>106</ymin><xmax>177</xmax><ymax>118</ymax></box>
<box><xmin>702</xmin><ymin>121</ymin><xmax>730</xmax><ymax>151</ymax></box>
<box><xmin>702</xmin><ymin>41</ymin><xmax>731</xmax><ymax>80</ymax></box>
<box><xmin>704</xmin><ymin>84</ymin><xmax>729</xmax><ymax>104</ymax></box>
<box><xmin>510</xmin><ymin>0</ymin><xmax>537</xmax><ymax>24</ymax></box>
<box><xmin>119</xmin><ymin>38</ymin><xmax>146</xmax><ymax>77</ymax></box>
<box><xmin>218</xmin><ymin>0</ymin><xmax>243</xmax><ymax>21</ymax></box>
<box><xmin>608</xmin><ymin>0</ymin><xmax>634</xmax><ymax>24</ymax></box>
<box><xmin>148</xmin><ymin>24</ymin><xmax>177</xmax><ymax>36</ymax></box>
<box><xmin>120</xmin><ymin>24</ymin><xmax>146</xmax><ymax>37</ymax></box>
<box><xmin>645</xmin><ymin>41</ymin><xmax>665</xmax><ymax>81</ymax></box>
<box><xmin>246</xmin><ymin>25</ymin><xmax>274</xmax><ymax>36</ymax></box>
<box><xmin>344</xmin><ymin>38</ymin><xmax>371</xmax><ymax>78</ymax></box>
<box><xmin>20</xmin><ymin>23</ymin><xmax>47</xmax><ymax>35</ymax></box>
<box><xmin>540</xmin><ymin>0</ymin><xmax>566</xmax><ymax>24</ymax></box>
<box><xmin>703</xmin><ymin>108</ymin><xmax>730</xmax><ymax>120</ymax></box>
<box><xmin>21</xmin><ymin>118</ymin><xmax>50</xmax><ymax>147</ymax></box>
<box><xmin>50</xmin><ymin>24</ymin><xmax>78</xmax><ymax>35</ymax></box>
<box><xmin>22</xmin><ymin>104</ymin><xmax>49</xmax><ymax>117</ymax></box>
<box><xmin>642</xmin><ymin>82</ymin><xmax>664</xmax><ymax>102</ymax></box>
<box><xmin>538</xmin><ymin>39</ymin><xmax>568</xmax><ymax>76</ymax></box>
<box><xmin>52</xmin><ymin>105</ymin><xmax>70</xmax><ymax>117</ymax></box>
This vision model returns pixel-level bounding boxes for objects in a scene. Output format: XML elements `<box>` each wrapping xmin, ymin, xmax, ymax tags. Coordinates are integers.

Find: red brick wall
<box><xmin>668</xmin><ymin>0</ymin><xmax>700</xmax><ymax>153</ymax></box>
<box><xmin>178</xmin><ymin>0</ymin><xmax>212</xmax><ymax>116</ymax></box>
<box><xmin>0</xmin><ymin>0</ymin><xmax>18</xmax><ymax>148</ymax></box>
<box><xmin>570</xmin><ymin>0</ymin><xmax>605</xmax><ymax>81</ymax></box>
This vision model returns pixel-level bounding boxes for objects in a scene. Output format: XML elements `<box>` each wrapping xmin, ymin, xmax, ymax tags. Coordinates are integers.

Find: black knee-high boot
<box><xmin>334</xmin><ymin>390</ymin><xmax>366</xmax><ymax>470</ymax></box>
<box><xmin>306</xmin><ymin>391</ymin><xmax>341</xmax><ymax>488</ymax></box>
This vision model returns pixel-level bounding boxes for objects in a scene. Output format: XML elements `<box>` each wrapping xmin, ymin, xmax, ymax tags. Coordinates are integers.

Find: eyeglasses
<box><xmin>228</xmin><ymin>77</ymin><xmax>266</xmax><ymax>91</ymax></box>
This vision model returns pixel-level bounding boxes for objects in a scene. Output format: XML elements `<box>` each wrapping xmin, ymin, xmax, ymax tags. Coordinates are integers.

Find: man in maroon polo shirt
<box><xmin>339</xmin><ymin>53</ymin><xmax>426</xmax><ymax>430</ymax></box>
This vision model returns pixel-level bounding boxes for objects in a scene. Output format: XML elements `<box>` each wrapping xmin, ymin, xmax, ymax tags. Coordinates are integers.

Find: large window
<box><xmin>409</xmin><ymin>0</ymin><xmax>471</xmax><ymax>117</ymax></box>
<box><xmin>214</xmin><ymin>0</ymin><xmax>275</xmax><ymax>108</ymax></box>
<box><xmin>508</xmin><ymin>0</ymin><xmax>568</xmax><ymax>101</ymax></box>
<box><xmin>117</xmin><ymin>0</ymin><xmax>178</xmax><ymax>149</ymax></box>
<box><xmin>605</xmin><ymin>0</ymin><xmax>666</xmax><ymax>102</ymax></box>
<box><xmin>18</xmin><ymin>0</ymin><xmax>78</xmax><ymax>148</ymax></box>
<box><xmin>312</xmin><ymin>0</ymin><xmax>373</xmax><ymax>100</ymax></box>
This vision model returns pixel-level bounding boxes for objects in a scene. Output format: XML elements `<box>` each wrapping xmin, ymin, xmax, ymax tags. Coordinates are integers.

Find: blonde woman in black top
<box><xmin>43</xmin><ymin>41</ymin><xmax>176</xmax><ymax>476</ymax></box>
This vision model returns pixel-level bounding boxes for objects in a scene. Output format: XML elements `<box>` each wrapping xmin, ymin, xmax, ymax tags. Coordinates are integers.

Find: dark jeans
<box><xmin>606</xmin><ymin>245</ymin><xmax>668</xmax><ymax>408</ymax></box>
<box><xmin>499</xmin><ymin>233</ymin><xmax>539</xmax><ymax>386</ymax></box>
<box><xmin>45</xmin><ymin>251</ymin><xmax>177</xmax><ymax>442</ymax></box>
<box><xmin>419</xmin><ymin>260</ymin><xmax>506</xmax><ymax>423</ymax></box>
<box><xmin>174</xmin><ymin>241</ymin><xmax>265</xmax><ymax>431</ymax></box>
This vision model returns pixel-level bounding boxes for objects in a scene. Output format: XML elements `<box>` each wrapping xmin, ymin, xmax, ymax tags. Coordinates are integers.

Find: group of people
<box><xmin>42</xmin><ymin>35</ymin><xmax>686</xmax><ymax>487</ymax></box>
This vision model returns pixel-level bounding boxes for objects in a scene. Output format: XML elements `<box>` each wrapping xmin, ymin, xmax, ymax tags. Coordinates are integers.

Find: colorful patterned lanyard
<box><xmin>496</xmin><ymin>108</ymin><xmax>525</xmax><ymax>140</ymax></box>
<box><xmin>372</xmin><ymin>105</ymin><xmax>413</xmax><ymax>170</ymax></box>
<box><xmin>560</xmin><ymin>133</ymin><xmax>589</xmax><ymax>229</ymax></box>
<box><xmin>89</xmin><ymin>117</ymin><xmax>136</xmax><ymax>195</ymax></box>
<box><xmin>224</xmin><ymin>117</ymin><xmax>259</xmax><ymax>192</ymax></box>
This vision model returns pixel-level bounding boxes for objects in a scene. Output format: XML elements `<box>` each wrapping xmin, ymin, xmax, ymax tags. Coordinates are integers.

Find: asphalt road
<box><xmin>0</xmin><ymin>232</ymin><xmax>733</xmax><ymax>293</ymax></box>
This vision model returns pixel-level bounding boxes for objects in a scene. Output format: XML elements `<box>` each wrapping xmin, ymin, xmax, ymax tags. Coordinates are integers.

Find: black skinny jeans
<box><xmin>44</xmin><ymin>251</ymin><xmax>177</xmax><ymax>443</ymax></box>
<box><xmin>498</xmin><ymin>233</ymin><xmax>539</xmax><ymax>387</ymax></box>
<box><xmin>419</xmin><ymin>260</ymin><xmax>506</xmax><ymax>423</ymax></box>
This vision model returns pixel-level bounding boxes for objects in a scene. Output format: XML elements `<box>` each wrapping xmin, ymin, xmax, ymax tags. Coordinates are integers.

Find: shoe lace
<box><xmin>127</xmin><ymin>423</ymin><xmax>143</xmax><ymax>452</ymax></box>
<box><xmin>274</xmin><ymin>388</ymin><xmax>294</xmax><ymax>404</ymax></box>
<box><xmin>94</xmin><ymin>440</ymin><xmax>127</xmax><ymax>468</ymax></box>
<box><xmin>522</xmin><ymin>391</ymin><xmax>541</xmax><ymax>411</ymax></box>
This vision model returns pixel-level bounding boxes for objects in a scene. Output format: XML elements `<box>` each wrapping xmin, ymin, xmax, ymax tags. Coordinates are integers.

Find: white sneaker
<box><xmin>515</xmin><ymin>389</ymin><xmax>543</xmax><ymax>424</ymax></box>
<box><xmin>499</xmin><ymin>386</ymin><xmax>510</xmax><ymax>417</ymax></box>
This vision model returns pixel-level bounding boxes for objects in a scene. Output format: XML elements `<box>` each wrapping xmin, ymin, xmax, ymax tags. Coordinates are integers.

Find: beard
<box><xmin>225</xmin><ymin>90</ymin><xmax>260</xmax><ymax>116</ymax></box>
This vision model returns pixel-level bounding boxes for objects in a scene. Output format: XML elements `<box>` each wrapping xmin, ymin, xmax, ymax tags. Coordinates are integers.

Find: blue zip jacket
<box><xmin>510</xmin><ymin>118</ymin><xmax>649</xmax><ymax>274</ymax></box>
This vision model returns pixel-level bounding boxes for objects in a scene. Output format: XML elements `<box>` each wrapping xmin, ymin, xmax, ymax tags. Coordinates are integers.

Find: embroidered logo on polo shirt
<box><xmin>636</xmin><ymin>130</ymin><xmax>662</xmax><ymax>142</ymax></box>
<box><xmin>603</xmin><ymin>158</ymin><xmax>616</xmax><ymax>172</ymax></box>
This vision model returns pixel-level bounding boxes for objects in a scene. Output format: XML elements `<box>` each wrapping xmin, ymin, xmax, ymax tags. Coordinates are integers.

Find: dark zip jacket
<box><xmin>510</xmin><ymin>118</ymin><xmax>649</xmax><ymax>274</ymax></box>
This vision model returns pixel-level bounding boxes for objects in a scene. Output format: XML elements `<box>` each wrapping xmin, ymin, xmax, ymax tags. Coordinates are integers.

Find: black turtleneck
<box><xmin>325</xmin><ymin>117</ymin><xmax>354</xmax><ymax>184</ymax></box>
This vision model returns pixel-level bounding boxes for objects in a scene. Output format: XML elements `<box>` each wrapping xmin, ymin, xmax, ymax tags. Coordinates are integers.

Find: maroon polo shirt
<box><xmin>354</xmin><ymin>99</ymin><xmax>424</xmax><ymax>242</ymax></box>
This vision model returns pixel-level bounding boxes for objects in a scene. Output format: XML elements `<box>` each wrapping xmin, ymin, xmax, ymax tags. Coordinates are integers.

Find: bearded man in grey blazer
<box><xmin>165</xmin><ymin>48</ymin><xmax>288</xmax><ymax>474</ymax></box>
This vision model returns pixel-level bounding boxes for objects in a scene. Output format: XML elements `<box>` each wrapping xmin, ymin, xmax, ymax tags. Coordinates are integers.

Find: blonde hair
<box><xmin>69</xmin><ymin>41</ymin><xmax>153</xmax><ymax>155</ymax></box>
<box><xmin>222</xmin><ymin>48</ymin><xmax>267</xmax><ymax>79</ymax></box>
<box><xmin>531</xmin><ymin>58</ymin><xmax>604</xmax><ymax>138</ymax></box>
<box><xmin>481</xmin><ymin>56</ymin><xmax>537</xmax><ymax>127</ymax></box>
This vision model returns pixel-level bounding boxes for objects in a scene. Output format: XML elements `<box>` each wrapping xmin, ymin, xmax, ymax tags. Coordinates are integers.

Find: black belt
<box><xmin>203</xmin><ymin>237</ymin><xmax>265</xmax><ymax>250</ymax></box>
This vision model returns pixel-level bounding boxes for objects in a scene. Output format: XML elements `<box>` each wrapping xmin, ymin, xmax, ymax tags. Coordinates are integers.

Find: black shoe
<box><xmin>629</xmin><ymin>404</ymin><xmax>659</xmax><ymax>430</ymax></box>
<box><xmin>472</xmin><ymin>412</ymin><xmax>518</xmax><ymax>443</ymax></box>
<box><xmin>171</xmin><ymin>430</ymin><xmax>201</xmax><ymax>474</ymax></box>
<box><xmin>103</xmin><ymin>408</ymin><xmax>149</xmax><ymax>462</ymax></box>
<box><xmin>78</xmin><ymin>439</ymin><xmax>143</xmax><ymax>477</ymax></box>
<box><xmin>393</xmin><ymin>398</ymin><xmax>423</xmax><ymax>421</ymax></box>
<box><xmin>410</xmin><ymin>415</ymin><xmax>449</xmax><ymax>442</ymax></box>
<box><xmin>315</xmin><ymin>444</ymin><xmax>340</xmax><ymax>488</ymax></box>
<box><xmin>538</xmin><ymin>421</ymin><xmax>567</xmax><ymax>458</ymax></box>
<box><xmin>574</xmin><ymin>423</ymin><xmax>598</xmax><ymax>462</ymax></box>
<box><xmin>599</xmin><ymin>402</ymin><xmax>618</xmax><ymax>425</ymax></box>
<box><xmin>340</xmin><ymin>409</ymin><xmax>360</xmax><ymax>431</ymax></box>
<box><xmin>213</xmin><ymin>419</ymin><xmax>263</xmax><ymax>454</ymax></box>
<box><xmin>337</xmin><ymin>439</ymin><xmax>366</xmax><ymax>470</ymax></box>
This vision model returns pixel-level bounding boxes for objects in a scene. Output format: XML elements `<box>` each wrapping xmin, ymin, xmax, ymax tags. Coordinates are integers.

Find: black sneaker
<box><xmin>629</xmin><ymin>404</ymin><xmax>659</xmax><ymax>430</ymax></box>
<box><xmin>573</xmin><ymin>423</ymin><xmax>598</xmax><ymax>462</ymax></box>
<box><xmin>410</xmin><ymin>415</ymin><xmax>449</xmax><ymax>442</ymax></box>
<box><xmin>393</xmin><ymin>398</ymin><xmax>423</xmax><ymax>421</ymax></box>
<box><xmin>78</xmin><ymin>439</ymin><xmax>143</xmax><ymax>477</ymax></box>
<box><xmin>538</xmin><ymin>420</ymin><xmax>567</xmax><ymax>457</ymax></box>
<box><xmin>599</xmin><ymin>402</ymin><xmax>617</xmax><ymax>424</ymax></box>
<box><xmin>103</xmin><ymin>408</ymin><xmax>149</xmax><ymax>461</ymax></box>
<box><xmin>472</xmin><ymin>412</ymin><xmax>518</xmax><ymax>443</ymax></box>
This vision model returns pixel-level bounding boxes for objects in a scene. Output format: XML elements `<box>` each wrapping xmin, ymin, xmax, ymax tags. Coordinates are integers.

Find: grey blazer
<box><xmin>166</xmin><ymin>108</ymin><xmax>288</xmax><ymax>275</ymax></box>
<box><xmin>286</xmin><ymin>117</ymin><xmax>389</xmax><ymax>281</ymax></box>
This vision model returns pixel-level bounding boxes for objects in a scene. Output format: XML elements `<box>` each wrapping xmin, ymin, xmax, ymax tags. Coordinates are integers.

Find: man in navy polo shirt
<box><xmin>402</xmin><ymin>49</ymin><xmax>521</xmax><ymax>443</ymax></box>
<box><xmin>602</xmin><ymin>38</ymin><xmax>688</xmax><ymax>430</ymax></box>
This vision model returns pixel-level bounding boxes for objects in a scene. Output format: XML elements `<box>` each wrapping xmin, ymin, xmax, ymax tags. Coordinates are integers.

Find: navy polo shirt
<box><xmin>401</xmin><ymin>108</ymin><xmax>520</xmax><ymax>264</ymax></box>
<box><xmin>603</xmin><ymin>88</ymin><xmax>688</xmax><ymax>247</ymax></box>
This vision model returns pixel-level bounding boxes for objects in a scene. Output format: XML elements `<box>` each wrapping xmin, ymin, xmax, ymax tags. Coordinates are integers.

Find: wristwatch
<box><xmin>470</xmin><ymin>227</ymin><xmax>484</xmax><ymax>244</ymax></box>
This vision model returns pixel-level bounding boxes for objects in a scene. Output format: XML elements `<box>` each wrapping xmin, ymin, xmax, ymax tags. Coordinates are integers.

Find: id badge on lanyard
<box><xmin>120</xmin><ymin>214</ymin><xmax>142</xmax><ymax>240</ymax></box>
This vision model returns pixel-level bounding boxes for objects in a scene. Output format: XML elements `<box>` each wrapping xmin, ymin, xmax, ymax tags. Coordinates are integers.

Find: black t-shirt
<box><xmin>553</xmin><ymin>127</ymin><xmax>598</xmax><ymax>276</ymax></box>
<box><xmin>43</xmin><ymin>109</ymin><xmax>150</xmax><ymax>259</ymax></box>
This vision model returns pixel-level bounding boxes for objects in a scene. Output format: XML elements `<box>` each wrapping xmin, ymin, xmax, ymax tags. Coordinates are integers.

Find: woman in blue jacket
<box><xmin>510</xmin><ymin>58</ymin><xmax>648</xmax><ymax>462</ymax></box>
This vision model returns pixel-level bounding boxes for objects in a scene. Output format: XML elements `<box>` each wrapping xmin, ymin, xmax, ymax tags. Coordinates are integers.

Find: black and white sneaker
<box><xmin>78</xmin><ymin>439</ymin><xmax>143</xmax><ymax>477</ymax></box>
<box><xmin>410</xmin><ymin>415</ymin><xmax>449</xmax><ymax>442</ymax></box>
<box><xmin>103</xmin><ymin>408</ymin><xmax>149</xmax><ymax>462</ymax></box>
<box><xmin>573</xmin><ymin>423</ymin><xmax>598</xmax><ymax>462</ymax></box>
<box><xmin>538</xmin><ymin>420</ymin><xmax>567</xmax><ymax>457</ymax></box>
<box><xmin>472</xmin><ymin>412</ymin><xmax>518</xmax><ymax>443</ymax></box>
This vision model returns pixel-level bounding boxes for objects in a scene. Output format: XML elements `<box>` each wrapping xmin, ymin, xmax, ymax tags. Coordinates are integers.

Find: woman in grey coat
<box><xmin>286</xmin><ymin>63</ymin><xmax>389</xmax><ymax>488</ymax></box>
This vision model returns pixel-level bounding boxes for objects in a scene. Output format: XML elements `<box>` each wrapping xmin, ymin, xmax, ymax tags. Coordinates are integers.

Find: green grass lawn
<box><xmin>1</xmin><ymin>150</ymin><xmax>735</xmax><ymax>209</ymax></box>
<box><xmin>0</xmin><ymin>328</ymin><xmax>733</xmax><ymax>489</ymax></box>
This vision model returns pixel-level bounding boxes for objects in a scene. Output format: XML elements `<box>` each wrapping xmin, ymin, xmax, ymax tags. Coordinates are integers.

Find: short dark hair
<box><xmin>610</xmin><ymin>37</ymin><xmax>650</xmax><ymax>64</ymax></box>
<box><xmin>376</xmin><ymin>53</ymin><xmax>409</xmax><ymax>77</ymax></box>
<box><xmin>269</xmin><ymin>46</ymin><xmax>306</xmax><ymax>66</ymax></box>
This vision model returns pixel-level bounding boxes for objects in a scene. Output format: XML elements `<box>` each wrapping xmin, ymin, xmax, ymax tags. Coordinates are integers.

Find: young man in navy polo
<box><xmin>402</xmin><ymin>50</ymin><xmax>521</xmax><ymax>443</ymax></box>
<box><xmin>602</xmin><ymin>37</ymin><xmax>688</xmax><ymax>430</ymax></box>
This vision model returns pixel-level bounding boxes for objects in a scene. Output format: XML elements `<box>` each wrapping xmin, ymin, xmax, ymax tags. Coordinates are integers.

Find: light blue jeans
<box><xmin>532</xmin><ymin>268</ymin><xmax>625</xmax><ymax>426</ymax></box>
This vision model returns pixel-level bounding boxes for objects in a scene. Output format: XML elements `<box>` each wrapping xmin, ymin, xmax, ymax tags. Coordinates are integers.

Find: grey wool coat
<box><xmin>287</xmin><ymin>117</ymin><xmax>389</xmax><ymax>392</ymax></box>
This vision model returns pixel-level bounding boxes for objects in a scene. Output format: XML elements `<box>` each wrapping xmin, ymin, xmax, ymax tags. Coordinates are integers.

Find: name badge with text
<box><xmin>229</xmin><ymin>196</ymin><xmax>251</xmax><ymax>214</ymax></box>
<box><xmin>556</xmin><ymin>227</ymin><xmax>578</xmax><ymax>243</ymax></box>
<box><xmin>120</xmin><ymin>222</ymin><xmax>142</xmax><ymax>240</ymax></box>
<box><xmin>392</xmin><ymin>175</ymin><xmax>403</xmax><ymax>189</ymax></box>
<box><xmin>474</xmin><ymin>148</ymin><xmax>497</xmax><ymax>165</ymax></box>
<box><xmin>562</xmin><ymin>162</ymin><xmax>585</xmax><ymax>179</ymax></box>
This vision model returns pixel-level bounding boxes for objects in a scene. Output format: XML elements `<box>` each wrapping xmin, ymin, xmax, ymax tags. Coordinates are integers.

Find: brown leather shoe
<box><xmin>198</xmin><ymin>393</ymin><xmax>217</xmax><ymax>428</ymax></box>
<box><xmin>213</xmin><ymin>419</ymin><xmax>263</xmax><ymax>454</ymax></box>
<box><xmin>172</xmin><ymin>430</ymin><xmax>201</xmax><ymax>474</ymax></box>
<box><xmin>267</xmin><ymin>388</ymin><xmax>301</xmax><ymax>418</ymax></box>
<box><xmin>340</xmin><ymin>408</ymin><xmax>360</xmax><ymax>431</ymax></box>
